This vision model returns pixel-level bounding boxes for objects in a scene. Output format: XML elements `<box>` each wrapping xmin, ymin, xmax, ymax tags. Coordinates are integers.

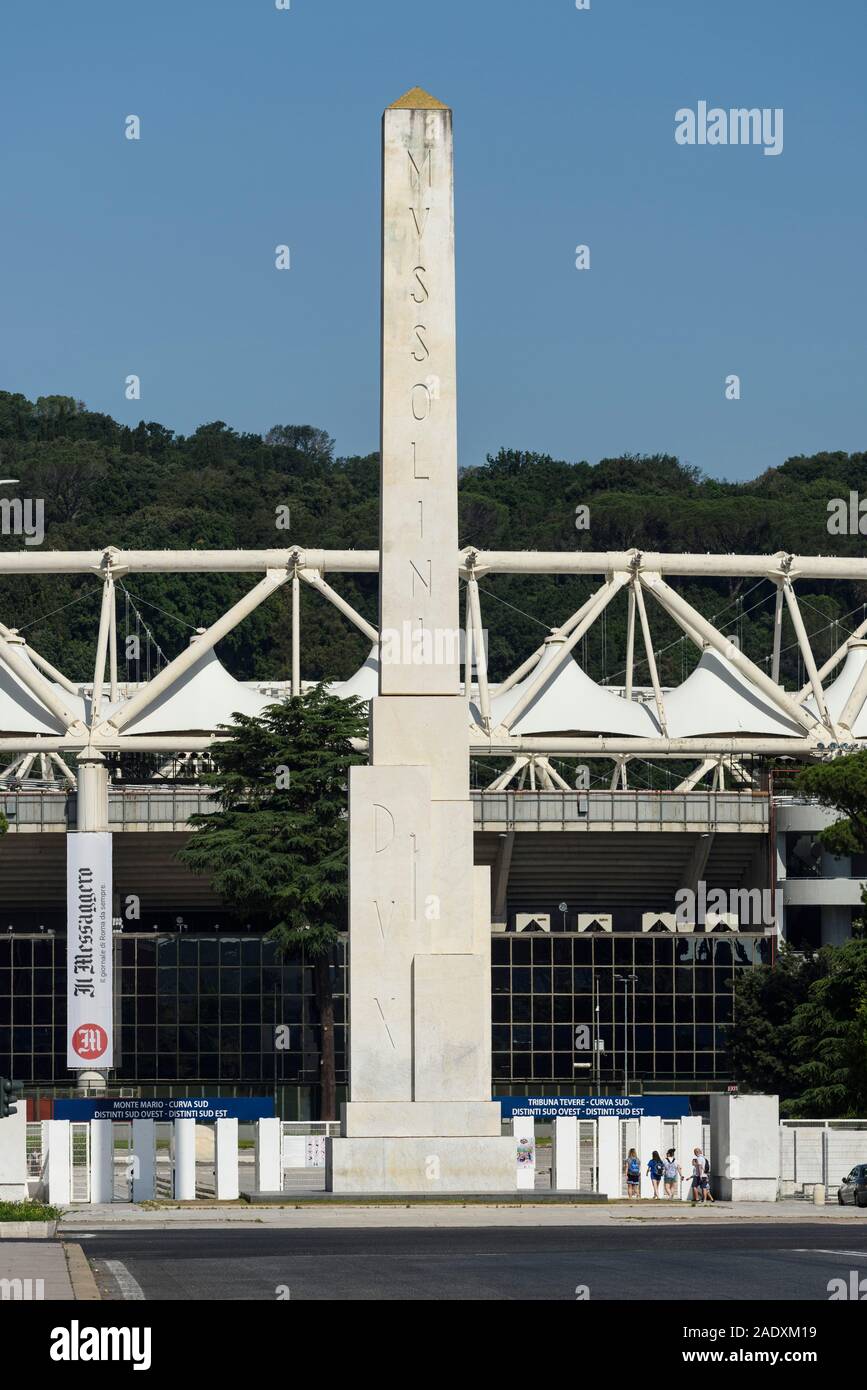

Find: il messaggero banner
<box><xmin>66</xmin><ymin>832</ymin><xmax>113</xmax><ymax>1069</ymax></box>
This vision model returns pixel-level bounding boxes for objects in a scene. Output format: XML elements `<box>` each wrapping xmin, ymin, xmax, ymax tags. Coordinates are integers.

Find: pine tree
<box><xmin>178</xmin><ymin>687</ymin><xmax>367</xmax><ymax>1118</ymax></box>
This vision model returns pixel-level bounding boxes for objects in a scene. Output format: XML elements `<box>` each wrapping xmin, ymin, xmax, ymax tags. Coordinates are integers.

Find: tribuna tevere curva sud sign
<box><xmin>66</xmin><ymin>832</ymin><xmax>113</xmax><ymax>1070</ymax></box>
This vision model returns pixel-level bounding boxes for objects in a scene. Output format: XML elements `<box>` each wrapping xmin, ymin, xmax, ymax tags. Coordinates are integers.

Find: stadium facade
<box><xmin>0</xmin><ymin>768</ymin><xmax>859</xmax><ymax>1117</ymax></box>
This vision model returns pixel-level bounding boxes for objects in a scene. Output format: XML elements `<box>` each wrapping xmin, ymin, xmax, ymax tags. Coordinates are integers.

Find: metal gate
<box><xmin>578</xmin><ymin>1119</ymin><xmax>597</xmax><ymax>1190</ymax></box>
<box><xmin>69</xmin><ymin>1122</ymin><xmax>90</xmax><ymax>1203</ymax></box>
<box><xmin>155</xmin><ymin>1121</ymin><xmax>173</xmax><ymax>1198</ymax></box>
<box><xmin>113</xmin><ymin>1121</ymin><xmax>133</xmax><ymax>1201</ymax></box>
<box><xmin>281</xmin><ymin>1121</ymin><xmax>340</xmax><ymax>1192</ymax></box>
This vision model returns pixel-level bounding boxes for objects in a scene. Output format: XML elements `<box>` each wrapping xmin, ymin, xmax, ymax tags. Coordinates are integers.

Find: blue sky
<box><xmin>1</xmin><ymin>0</ymin><xmax>864</xmax><ymax>480</ymax></box>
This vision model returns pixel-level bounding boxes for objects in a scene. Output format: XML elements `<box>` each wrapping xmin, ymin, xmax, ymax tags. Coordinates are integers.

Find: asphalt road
<box><xmin>70</xmin><ymin>1223</ymin><xmax>867</xmax><ymax>1301</ymax></box>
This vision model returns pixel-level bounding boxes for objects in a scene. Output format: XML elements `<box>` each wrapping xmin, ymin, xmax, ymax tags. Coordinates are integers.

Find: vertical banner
<box><xmin>66</xmin><ymin>831</ymin><xmax>113</xmax><ymax>1069</ymax></box>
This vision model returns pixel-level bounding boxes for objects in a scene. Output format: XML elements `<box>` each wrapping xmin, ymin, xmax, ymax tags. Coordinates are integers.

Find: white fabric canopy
<box><xmin>661</xmin><ymin>648</ymin><xmax>807</xmax><ymax>738</ymax></box>
<box><xmin>485</xmin><ymin>637</ymin><xmax>660</xmax><ymax>736</ymax></box>
<box><xmin>123</xmin><ymin>646</ymin><xmax>275</xmax><ymax>735</ymax></box>
<box><xmin>805</xmin><ymin>639</ymin><xmax>867</xmax><ymax>735</ymax></box>
<box><xmin>0</xmin><ymin>643</ymin><xmax>67</xmax><ymax>735</ymax></box>
<box><xmin>329</xmin><ymin>644</ymin><xmax>379</xmax><ymax>701</ymax></box>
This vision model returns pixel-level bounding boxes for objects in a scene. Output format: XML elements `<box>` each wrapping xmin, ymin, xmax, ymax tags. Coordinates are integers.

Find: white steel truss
<box><xmin>0</xmin><ymin>547</ymin><xmax>865</xmax><ymax>782</ymax></box>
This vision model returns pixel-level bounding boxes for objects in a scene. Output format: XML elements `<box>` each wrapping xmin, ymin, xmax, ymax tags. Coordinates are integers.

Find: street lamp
<box><xmin>614</xmin><ymin>973</ymin><xmax>637</xmax><ymax>1095</ymax></box>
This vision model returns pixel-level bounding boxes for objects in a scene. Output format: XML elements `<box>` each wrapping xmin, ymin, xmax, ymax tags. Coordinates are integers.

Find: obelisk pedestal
<box><xmin>327</xmin><ymin>89</ymin><xmax>513</xmax><ymax>1192</ymax></box>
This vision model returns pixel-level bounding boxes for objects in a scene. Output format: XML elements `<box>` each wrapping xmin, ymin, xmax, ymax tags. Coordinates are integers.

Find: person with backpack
<box><xmin>701</xmin><ymin>1155</ymin><xmax>715</xmax><ymax>1204</ymax></box>
<box><xmin>662</xmin><ymin>1148</ymin><xmax>682</xmax><ymax>1199</ymax></box>
<box><xmin>646</xmin><ymin>1150</ymin><xmax>664</xmax><ymax>1198</ymax></box>
<box><xmin>690</xmin><ymin>1147</ymin><xmax>707</xmax><ymax>1204</ymax></box>
<box><xmin>624</xmin><ymin>1147</ymin><xmax>641</xmax><ymax>1199</ymax></box>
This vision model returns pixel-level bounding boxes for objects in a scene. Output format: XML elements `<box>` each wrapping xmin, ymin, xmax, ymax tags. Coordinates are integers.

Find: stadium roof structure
<box><xmin>0</xmin><ymin>546</ymin><xmax>865</xmax><ymax>790</ymax></box>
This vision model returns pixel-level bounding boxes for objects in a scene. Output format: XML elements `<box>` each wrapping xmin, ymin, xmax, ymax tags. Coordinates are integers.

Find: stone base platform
<box><xmin>327</xmin><ymin>1134</ymin><xmax>516</xmax><ymax>1194</ymax></box>
<box><xmin>341</xmin><ymin>1101</ymin><xmax>503</xmax><ymax>1138</ymax></box>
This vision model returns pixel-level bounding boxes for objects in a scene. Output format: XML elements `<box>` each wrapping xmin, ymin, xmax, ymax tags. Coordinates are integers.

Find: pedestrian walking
<box><xmin>647</xmin><ymin>1150</ymin><xmax>664</xmax><ymax>1198</ymax></box>
<box><xmin>690</xmin><ymin>1147</ymin><xmax>706</xmax><ymax>1204</ymax></box>
<box><xmin>625</xmin><ymin>1147</ymin><xmax>641</xmax><ymax>1199</ymax></box>
<box><xmin>701</xmin><ymin>1155</ymin><xmax>715</xmax><ymax>1204</ymax></box>
<box><xmin>662</xmin><ymin>1148</ymin><xmax>682</xmax><ymax>1199</ymax></box>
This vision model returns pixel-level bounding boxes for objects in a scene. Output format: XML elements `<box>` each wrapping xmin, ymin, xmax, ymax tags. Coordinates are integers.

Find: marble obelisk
<box><xmin>327</xmin><ymin>89</ymin><xmax>514</xmax><ymax>1192</ymax></box>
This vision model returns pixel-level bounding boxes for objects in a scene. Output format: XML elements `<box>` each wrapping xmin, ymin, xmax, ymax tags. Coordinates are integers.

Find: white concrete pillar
<box><xmin>639</xmin><ymin>1115</ymin><xmax>663</xmax><ymax>1198</ymax></box>
<box><xmin>45</xmin><ymin>1120</ymin><xmax>71</xmax><ymax>1206</ymax></box>
<box><xmin>214</xmin><ymin>1118</ymin><xmax>239</xmax><ymax>1200</ymax></box>
<box><xmin>89</xmin><ymin>1119</ymin><xmax>114</xmax><ymax>1204</ymax></box>
<box><xmin>173</xmin><ymin>1118</ymin><xmax>196</xmax><ymax>1200</ymax></box>
<box><xmin>255</xmin><ymin>1118</ymin><xmax>282</xmax><ymax>1193</ymax></box>
<box><xmin>710</xmin><ymin>1094</ymin><xmax>780</xmax><ymax>1200</ymax></box>
<box><xmin>597</xmin><ymin>1116</ymin><xmax>620</xmax><ymax>1200</ymax></box>
<box><xmin>131</xmin><ymin>1119</ymin><xmax>155</xmax><ymax>1201</ymax></box>
<box><xmin>679</xmin><ymin>1116</ymin><xmax>703</xmax><ymax>1200</ymax></box>
<box><xmin>512</xmin><ymin>1117</ymin><xmax>536</xmax><ymax>1190</ymax></box>
<box><xmin>0</xmin><ymin>1102</ymin><xmax>28</xmax><ymax>1200</ymax></box>
<box><xmin>74</xmin><ymin>749</ymin><xmax>111</xmax><ymax>1094</ymax></box>
<box><xmin>552</xmin><ymin>1116</ymin><xmax>578</xmax><ymax>1191</ymax></box>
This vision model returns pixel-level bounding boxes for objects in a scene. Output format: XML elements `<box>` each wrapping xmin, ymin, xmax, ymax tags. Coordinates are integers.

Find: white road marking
<box><xmin>789</xmin><ymin>1248</ymin><xmax>867</xmax><ymax>1258</ymax></box>
<box><xmin>104</xmin><ymin>1259</ymin><xmax>146</xmax><ymax>1300</ymax></box>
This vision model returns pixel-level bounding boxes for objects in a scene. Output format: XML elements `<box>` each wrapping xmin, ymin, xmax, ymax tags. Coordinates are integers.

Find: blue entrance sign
<box><xmin>54</xmin><ymin>1097</ymin><xmax>275</xmax><ymax>1122</ymax></box>
<box><xmin>497</xmin><ymin>1095</ymin><xmax>692</xmax><ymax>1120</ymax></box>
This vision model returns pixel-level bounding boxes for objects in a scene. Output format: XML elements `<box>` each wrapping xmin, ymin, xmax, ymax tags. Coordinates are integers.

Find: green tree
<box><xmin>177</xmin><ymin>687</ymin><xmax>367</xmax><ymax>1118</ymax></box>
<box><xmin>731</xmin><ymin>940</ymin><xmax>867</xmax><ymax>1116</ymax></box>
<box><xmin>786</xmin><ymin>940</ymin><xmax>867</xmax><ymax>1116</ymax></box>
<box><xmin>797</xmin><ymin>751</ymin><xmax>867</xmax><ymax>861</ymax></box>
<box><xmin>729</xmin><ymin>945</ymin><xmax>818</xmax><ymax>1102</ymax></box>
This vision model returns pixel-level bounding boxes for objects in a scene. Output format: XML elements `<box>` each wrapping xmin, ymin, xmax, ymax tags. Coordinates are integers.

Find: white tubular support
<box><xmin>473</xmin><ymin>735</ymin><xmax>821</xmax><ymax>755</ymax></box>
<box><xmin>90</xmin><ymin>576</ymin><xmax>114</xmax><ymax>725</ymax></box>
<box><xmin>464</xmin><ymin>586</ymin><xmax>474</xmax><ymax>701</ymax></box>
<box><xmin>0</xmin><ymin>633</ymin><xmax>88</xmax><ymax>735</ymax></box>
<box><xmin>8</xmin><ymin>545</ymin><xmax>867</xmax><ymax>582</ymax></box>
<box><xmin>781</xmin><ymin>579</ymin><xmax>832</xmax><ymax>730</ymax></box>
<box><xmin>539</xmin><ymin>758</ymin><xmax>573</xmax><ymax>792</ymax></box>
<box><xmin>0</xmin><ymin>548</ymin><xmax>382</xmax><ymax>576</ymax></box>
<box><xmin>772</xmin><ymin>582</ymin><xmax>784</xmax><ymax>685</ymax></box>
<box><xmin>467</xmin><ymin>572</ymin><xmax>491</xmax><ymax>730</ymax></box>
<box><xmin>486</xmin><ymin>756</ymin><xmax>528</xmax><ymax>790</ymax></box>
<box><xmin>633</xmin><ymin>578</ymin><xmax>667</xmax><ymax>735</ymax></box>
<box><xmin>50</xmin><ymin>751</ymin><xmax>77</xmax><ymax>786</ymax></box>
<box><xmin>300</xmin><ymin>569</ymin><xmax>377</xmax><ymax>643</ymax></box>
<box><xmin>291</xmin><ymin>571</ymin><xmax>301</xmax><ymax>697</ymax></box>
<box><xmin>17</xmin><ymin>752</ymin><xmax>37</xmax><ymax>781</ymax></box>
<box><xmin>109</xmin><ymin>578</ymin><xmax>119</xmax><ymax>703</ymax></box>
<box><xmin>497</xmin><ymin>574</ymin><xmax>629</xmax><ymax>734</ymax></box>
<box><xmin>97</xmin><ymin>569</ymin><xmax>288</xmax><ymax>736</ymax></box>
<box><xmin>642</xmin><ymin>572</ymin><xmax>817</xmax><ymax>734</ymax></box>
<box><xmin>675</xmin><ymin>758</ymin><xmax>716</xmax><ymax>793</ymax></box>
<box><xmin>625</xmin><ymin>584</ymin><xmax>636</xmax><ymax>699</ymax></box>
<box><xmin>535</xmin><ymin>759</ymin><xmax>555</xmax><ymax>790</ymax></box>
<box><xmin>839</xmin><ymin>657</ymin><xmax>867</xmax><ymax>733</ymax></box>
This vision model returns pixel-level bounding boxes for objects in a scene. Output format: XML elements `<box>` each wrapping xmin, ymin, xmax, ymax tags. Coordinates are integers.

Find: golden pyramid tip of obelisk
<box><xmin>388</xmin><ymin>87</ymin><xmax>449</xmax><ymax>110</ymax></box>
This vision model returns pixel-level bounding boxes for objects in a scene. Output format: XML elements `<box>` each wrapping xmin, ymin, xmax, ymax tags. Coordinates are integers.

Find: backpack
<box><xmin>704</xmin><ymin>1159</ymin><xmax>710</xmax><ymax>1176</ymax></box>
<box><xmin>627</xmin><ymin>1156</ymin><xmax>640</xmax><ymax>1176</ymax></box>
